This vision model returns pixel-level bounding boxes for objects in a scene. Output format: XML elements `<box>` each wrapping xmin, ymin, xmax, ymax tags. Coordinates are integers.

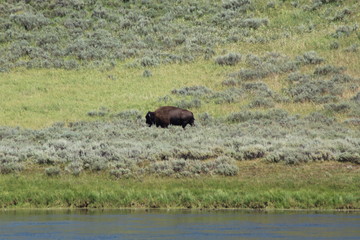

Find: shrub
<box><xmin>147</xmin><ymin>158</ymin><xmax>239</xmax><ymax>177</ymax></box>
<box><xmin>296</xmin><ymin>51</ymin><xmax>324</xmax><ymax>65</ymax></box>
<box><xmin>331</xmin><ymin>8</ymin><xmax>352</xmax><ymax>21</ymax></box>
<box><xmin>84</xmin><ymin>157</ymin><xmax>108</xmax><ymax>172</ymax></box>
<box><xmin>175</xmin><ymin>99</ymin><xmax>201</xmax><ymax>109</ymax></box>
<box><xmin>343</xmin><ymin>118</ymin><xmax>360</xmax><ymax>126</ymax></box>
<box><xmin>330</xmin><ymin>74</ymin><xmax>354</xmax><ymax>83</ymax></box>
<box><xmin>230</xmin><ymin>52</ymin><xmax>299</xmax><ymax>81</ymax></box>
<box><xmin>45</xmin><ymin>167</ymin><xmax>61</xmax><ymax>177</ymax></box>
<box><xmin>266</xmin><ymin>145</ymin><xmax>338</xmax><ymax>164</ymax></box>
<box><xmin>65</xmin><ymin>161</ymin><xmax>83</xmax><ymax>176</ymax></box>
<box><xmin>304</xmin><ymin>112</ymin><xmax>335</xmax><ymax>125</ymax></box>
<box><xmin>63</xmin><ymin>17</ymin><xmax>91</xmax><ymax>31</ymax></box>
<box><xmin>0</xmin><ymin>162</ymin><xmax>24</xmax><ymax>174</ymax></box>
<box><xmin>239</xmin><ymin>18</ymin><xmax>269</xmax><ymax>29</ymax></box>
<box><xmin>307</xmin><ymin>147</ymin><xmax>336</xmax><ymax>161</ymax></box>
<box><xmin>245</xmin><ymin>54</ymin><xmax>262</xmax><ymax>66</ymax></box>
<box><xmin>351</xmin><ymin>92</ymin><xmax>360</xmax><ymax>103</ymax></box>
<box><xmin>344</xmin><ymin>44</ymin><xmax>359</xmax><ymax>53</ymax></box>
<box><xmin>215</xmin><ymin>53</ymin><xmax>242</xmax><ymax>66</ymax></box>
<box><xmin>143</xmin><ymin>69</ymin><xmax>152</xmax><ymax>77</ymax></box>
<box><xmin>267</xmin><ymin>1</ymin><xmax>276</xmax><ymax>9</ymax></box>
<box><xmin>330</xmin><ymin>41</ymin><xmax>339</xmax><ymax>49</ymax></box>
<box><xmin>319</xmin><ymin>0</ymin><xmax>340</xmax><ymax>4</ymax></box>
<box><xmin>36</xmin><ymin>31</ymin><xmax>61</xmax><ymax>48</ymax></box>
<box><xmin>34</xmin><ymin>152</ymin><xmax>57</xmax><ymax>165</ymax></box>
<box><xmin>265</xmin><ymin>148</ymin><xmax>310</xmax><ymax>165</ymax></box>
<box><xmin>87</xmin><ymin>107</ymin><xmax>109</xmax><ymax>117</ymax></box>
<box><xmin>242</xmin><ymin>82</ymin><xmax>269</xmax><ymax>92</ymax></box>
<box><xmin>236</xmin><ymin>68</ymin><xmax>268</xmax><ymax>80</ymax></box>
<box><xmin>332</xmin><ymin>25</ymin><xmax>358</xmax><ymax>38</ymax></box>
<box><xmin>140</xmin><ymin>56</ymin><xmax>159</xmax><ymax>67</ymax></box>
<box><xmin>11</xmin><ymin>12</ymin><xmax>49</xmax><ymax>31</ymax></box>
<box><xmin>287</xmin><ymin>72</ymin><xmax>311</xmax><ymax>83</ymax></box>
<box><xmin>197</xmin><ymin>112</ymin><xmax>213</xmax><ymax>125</ymax></box>
<box><xmin>211</xmin><ymin>88</ymin><xmax>244</xmax><ymax>104</ymax></box>
<box><xmin>171</xmin><ymin>86</ymin><xmax>213</xmax><ymax>96</ymax></box>
<box><xmin>158</xmin><ymin>95</ymin><xmax>173</xmax><ymax>103</ymax></box>
<box><xmin>248</xmin><ymin>97</ymin><xmax>275</xmax><ymax>108</ymax></box>
<box><xmin>148</xmin><ymin>161</ymin><xmax>174</xmax><ymax>176</ymax></box>
<box><xmin>227</xmin><ymin>109</ymin><xmax>288</xmax><ymax>123</ymax></box>
<box><xmin>112</xmin><ymin>110</ymin><xmax>142</xmax><ymax>120</ymax></box>
<box><xmin>109</xmin><ymin>168</ymin><xmax>133</xmax><ymax>179</ymax></box>
<box><xmin>222</xmin><ymin>78</ymin><xmax>239</xmax><ymax>86</ymax></box>
<box><xmin>222</xmin><ymin>0</ymin><xmax>252</xmax><ymax>10</ymax></box>
<box><xmin>314</xmin><ymin>65</ymin><xmax>345</xmax><ymax>75</ymax></box>
<box><xmin>324</xmin><ymin>103</ymin><xmax>351</xmax><ymax>113</ymax></box>
<box><xmin>287</xmin><ymin>79</ymin><xmax>342</xmax><ymax>103</ymax></box>
<box><xmin>337</xmin><ymin>153</ymin><xmax>360</xmax><ymax>164</ymax></box>
<box><xmin>212</xmin><ymin>157</ymin><xmax>239</xmax><ymax>176</ymax></box>
<box><xmin>348</xmin><ymin>104</ymin><xmax>360</xmax><ymax>118</ymax></box>
<box><xmin>265</xmin><ymin>152</ymin><xmax>282</xmax><ymax>163</ymax></box>
<box><xmin>174</xmin><ymin>148</ymin><xmax>215</xmax><ymax>160</ymax></box>
<box><xmin>64</xmin><ymin>60</ymin><xmax>79</xmax><ymax>70</ymax></box>
<box><xmin>240</xmin><ymin>145</ymin><xmax>266</xmax><ymax>160</ymax></box>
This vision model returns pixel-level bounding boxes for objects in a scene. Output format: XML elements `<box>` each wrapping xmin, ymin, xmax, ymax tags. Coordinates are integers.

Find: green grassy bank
<box><xmin>1</xmin><ymin>161</ymin><xmax>359</xmax><ymax>210</ymax></box>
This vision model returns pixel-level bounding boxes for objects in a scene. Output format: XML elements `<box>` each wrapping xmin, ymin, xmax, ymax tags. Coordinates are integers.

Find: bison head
<box><xmin>145</xmin><ymin>111</ymin><xmax>155</xmax><ymax>126</ymax></box>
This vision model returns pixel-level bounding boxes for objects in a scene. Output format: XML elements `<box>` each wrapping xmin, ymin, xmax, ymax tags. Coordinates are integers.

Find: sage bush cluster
<box><xmin>1</xmin><ymin>0</ymin><xmax>357</xmax><ymax>72</ymax></box>
<box><xmin>170</xmin><ymin>50</ymin><xmax>358</xmax><ymax>111</ymax></box>
<box><xmin>0</xmin><ymin>0</ymin><xmax>272</xmax><ymax>71</ymax></box>
<box><xmin>0</xmin><ymin>109</ymin><xmax>359</xmax><ymax>177</ymax></box>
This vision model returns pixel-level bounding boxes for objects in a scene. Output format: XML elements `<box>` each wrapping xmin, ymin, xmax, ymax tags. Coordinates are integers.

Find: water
<box><xmin>0</xmin><ymin>210</ymin><xmax>359</xmax><ymax>240</ymax></box>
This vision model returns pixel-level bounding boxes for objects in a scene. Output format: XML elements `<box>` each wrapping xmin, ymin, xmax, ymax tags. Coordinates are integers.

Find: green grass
<box><xmin>1</xmin><ymin>161</ymin><xmax>359</xmax><ymax>209</ymax></box>
<box><xmin>0</xmin><ymin>61</ymin><xmax>232</xmax><ymax>128</ymax></box>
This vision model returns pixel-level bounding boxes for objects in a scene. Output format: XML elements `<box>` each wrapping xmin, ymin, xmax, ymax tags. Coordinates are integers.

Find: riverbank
<box><xmin>1</xmin><ymin>160</ymin><xmax>359</xmax><ymax>210</ymax></box>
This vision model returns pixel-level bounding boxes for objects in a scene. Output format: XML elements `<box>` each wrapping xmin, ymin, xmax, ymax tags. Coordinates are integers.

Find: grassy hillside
<box><xmin>0</xmin><ymin>0</ymin><xmax>360</xmax><ymax>209</ymax></box>
<box><xmin>0</xmin><ymin>0</ymin><xmax>359</xmax><ymax>127</ymax></box>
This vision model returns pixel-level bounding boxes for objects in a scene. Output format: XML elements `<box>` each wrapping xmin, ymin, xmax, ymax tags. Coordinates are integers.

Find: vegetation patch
<box><xmin>1</xmin><ymin>109</ymin><xmax>359</xmax><ymax>179</ymax></box>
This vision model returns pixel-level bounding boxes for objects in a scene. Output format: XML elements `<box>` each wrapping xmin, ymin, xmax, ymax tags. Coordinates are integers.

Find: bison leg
<box><xmin>182</xmin><ymin>121</ymin><xmax>190</xmax><ymax>129</ymax></box>
<box><xmin>161</xmin><ymin>123</ymin><xmax>169</xmax><ymax>128</ymax></box>
<box><xmin>155</xmin><ymin>119</ymin><xmax>168</xmax><ymax>128</ymax></box>
<box><xmin>182</xmin><ymin>118</ymin><xmax>195</xmax><ymax>128</ymax></box>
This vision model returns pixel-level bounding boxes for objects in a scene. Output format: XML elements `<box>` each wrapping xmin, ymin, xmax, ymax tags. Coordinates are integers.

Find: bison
<box><xmin>145</xmin><ymin>106</ymin><xmax>195</xmax><ymax>129</ymax></box>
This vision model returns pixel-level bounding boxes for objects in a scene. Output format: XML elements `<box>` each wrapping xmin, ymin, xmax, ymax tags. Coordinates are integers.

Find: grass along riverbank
<box><xmin>1</xmin><ymin>160</ymin><xmax>359</xmax><ymax>210</ymax></box>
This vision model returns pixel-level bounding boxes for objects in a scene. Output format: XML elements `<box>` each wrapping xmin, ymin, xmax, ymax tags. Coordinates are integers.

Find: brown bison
<box><xmin>145</xmin><ymin>106</ymin><xmax>195</xmax><ymax>129</ymax></box>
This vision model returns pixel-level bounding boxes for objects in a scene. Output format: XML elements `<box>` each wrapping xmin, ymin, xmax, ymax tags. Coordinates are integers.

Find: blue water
<box><xmin>0</xmin><ymin>210</ymin><xmax>359</xmax><ymax>239</ymax></box>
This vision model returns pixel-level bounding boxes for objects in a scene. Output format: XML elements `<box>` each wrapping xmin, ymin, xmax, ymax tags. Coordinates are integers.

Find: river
<box><xmin>0</xmin><ymin>209</ymin><xmax>359</xmax><ymax>239</ymax></box>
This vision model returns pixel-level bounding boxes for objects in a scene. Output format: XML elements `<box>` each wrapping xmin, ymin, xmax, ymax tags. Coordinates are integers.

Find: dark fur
<box><xmin>145</xmin><ymin>106</ymin><xmax>195</xmax><ymax>129</ymax></box>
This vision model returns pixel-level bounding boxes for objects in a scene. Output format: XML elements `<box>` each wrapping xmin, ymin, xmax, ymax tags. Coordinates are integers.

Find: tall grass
<box><xmin>0</xmin><ymin>61</ymin><xmax>226</xmax><ymax>128</ymax></box>
<box><xmin>0</xmin><ymin>161</ymin><xmax>358</xmax><ymax>209</ymax></box>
